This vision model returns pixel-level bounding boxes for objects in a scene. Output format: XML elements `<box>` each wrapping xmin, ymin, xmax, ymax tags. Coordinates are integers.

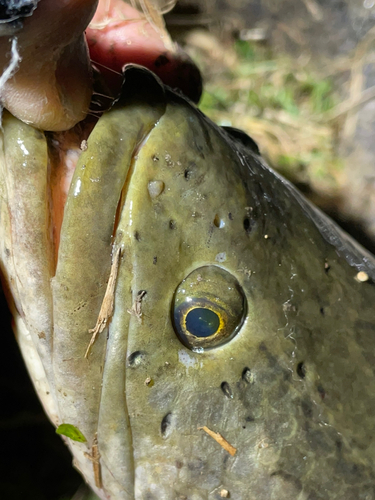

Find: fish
<box><xmin>1</xmin><ymin>65</ymin><xmax>375</xmax><ymax>499</ymax></box>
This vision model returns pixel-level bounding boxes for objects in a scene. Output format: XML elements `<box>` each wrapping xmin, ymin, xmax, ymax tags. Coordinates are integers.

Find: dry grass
<box><xmin>184</xmin><ymin>30</ymin><xmax>345</xmax><ymax>204</ymax></box>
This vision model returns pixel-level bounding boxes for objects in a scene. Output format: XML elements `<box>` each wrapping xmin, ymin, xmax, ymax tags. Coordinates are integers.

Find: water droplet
<box><xmin>215</xmin><ymin>252</ymin><xmax>227</xmax><ymax>262</ymax></box>
<box><xmin>73</xmin><ymin>178</ymin><xmax>82</xmax><ymax>197</ymax></box>
<box><xmin>148</xmin><ymin>180</ymin><xmax>165</xmax><ymax>198</ymax></box>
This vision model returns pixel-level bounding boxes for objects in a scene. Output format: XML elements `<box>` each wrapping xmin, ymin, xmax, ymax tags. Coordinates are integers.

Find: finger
<box><xmin>0</xmin><ymin>0</ymin><xmax>98</xmax><ymax>131</ymax></box>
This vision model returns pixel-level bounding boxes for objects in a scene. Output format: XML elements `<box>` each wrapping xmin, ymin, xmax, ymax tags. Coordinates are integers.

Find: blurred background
<box><xmin>168</xmin><ymin>0</ymin><xmax>375</xmax><ymax>249</ymax></box>
<box><xmin>2</xmin><ymin>0</ymin><xmax>375</xmax><ymax>498</ymax></box>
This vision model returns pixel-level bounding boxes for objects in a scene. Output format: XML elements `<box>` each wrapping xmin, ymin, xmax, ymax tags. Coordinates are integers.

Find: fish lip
<box><xmin>111</xmin><ymin>64</ymin><xmax>167</xmax><ymax>111</ymax></box>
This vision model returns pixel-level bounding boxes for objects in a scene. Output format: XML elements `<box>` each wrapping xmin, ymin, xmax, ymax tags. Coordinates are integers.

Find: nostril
<box><xmin>127</xmin><ymin>351</ymin><xmax>146</xmax><ymax>367</ymax></box>
<box><xmin>221</xmin><ymin>381</ymin><xmax>233</xmax><ymax>399</ymax></box>
<box><xmin>242</xmin><ymin>367</ymin><xmax>253</xmax><ymax>384</ymax></box>
<box><xmin>161</xmin><ymin>412</ymin><xmax>174</xmax><ymax>439</ymax></box>
<box><xmin>297</xmin><ymin>362</ymin><xmax>306</xmax><ymax>379</ymax></box>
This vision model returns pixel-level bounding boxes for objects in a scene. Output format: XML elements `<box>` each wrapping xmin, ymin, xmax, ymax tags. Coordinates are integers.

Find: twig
<box><xmin>198</xmin><ymin>426</ymin><xmax>237</xmax><ymax>456</ymax></box>
<box><xmin>84</xmin><ymin>248</ymin><xmax>121</xmax><ymax>358</ymax></box>
<box><xmin>127</xmin><ymin>290</ymin><xmax>147</xmax><ymax>321</ymax></box>
<box><xmin>84</xmin><ymin>433</ymin><xmax>102</xmax><ymax>489</ymax></box>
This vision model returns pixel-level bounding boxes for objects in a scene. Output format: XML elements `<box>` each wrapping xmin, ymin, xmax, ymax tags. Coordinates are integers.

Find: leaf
<box><xmin>56</xmin><ymin>424</ymin><xmax>87</xmax><ymax>443</ymax></box>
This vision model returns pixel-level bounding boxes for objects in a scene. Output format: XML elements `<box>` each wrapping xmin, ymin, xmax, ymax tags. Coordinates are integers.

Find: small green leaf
<box><xmin>56</xmin><ymin>423</ymin><xmax>87</xmax><ymax>443</ymax></box>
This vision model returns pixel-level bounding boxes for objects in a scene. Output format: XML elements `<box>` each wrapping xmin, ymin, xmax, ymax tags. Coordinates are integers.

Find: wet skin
<box><xmin>1</xmin><ymin>65</ymin><xmax>375</xmax><ymax>499</ymax></box>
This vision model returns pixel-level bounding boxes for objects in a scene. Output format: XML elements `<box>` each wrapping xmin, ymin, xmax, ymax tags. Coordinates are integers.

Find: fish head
<box><xmin>2</xmin><ymin>66</ymin><xmax>375</xmax><ymax>499</ymax></box>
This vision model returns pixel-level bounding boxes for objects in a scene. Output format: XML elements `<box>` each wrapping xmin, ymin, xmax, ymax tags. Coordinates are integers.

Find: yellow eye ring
<box><xmin>172</xmin><ymin>266</ymin><xmax>247</xmax><ymax>351</ymax></box>
<box><xmin>179</xmin><ymin>300</ymin><xmax>227</xmax><ymax>345</ymax></box>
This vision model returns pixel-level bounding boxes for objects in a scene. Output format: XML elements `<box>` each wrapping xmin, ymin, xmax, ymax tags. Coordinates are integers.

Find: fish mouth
<box><xmin>53</xmin><ymin>66</ymin><xmax>170</xmax><ymax>495</ymax></box>
<box><xmin>0</xmin><ymin>65</ymin><xmax>169</xmax><ymax>498</ymax></box>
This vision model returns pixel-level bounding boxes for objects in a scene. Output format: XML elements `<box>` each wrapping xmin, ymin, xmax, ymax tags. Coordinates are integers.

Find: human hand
<box><xmin>0</xmin><ymin>0</ymin><xmax>202</xmax><ymax>131</ymax></box>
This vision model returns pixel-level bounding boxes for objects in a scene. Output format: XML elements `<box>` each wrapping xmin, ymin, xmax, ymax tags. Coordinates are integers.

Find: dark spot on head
<box><xmin>320</xmin><ymin>307</ymin><xmax>325</xmax><ymax>316</ymax></box>
<box><xmin>175</xmin><ymin>460</ymin><xmax>183</xmax><ymax>469</ymax></box>
<box><xmin>220</xmin><ymin>381</ymin><xmax>233</xmax><ymax>399</ymax></box>
<box><xmin>169</xmin><ymin>220</ymin><xmax>177</xmax><ymax>230</ymax></box>
<box><xmin>184</xmin><ymin>161</ymin><xmax>197</xmax><ymax>181</ymax></box>
<box><xmin>161</xmin><ymin>412</ymin><xmax>173</xmax><ymax>438</ymax></box>
<box><xmin>188</xmin><ymin>458</ymin><xmax>205</xmax><ymax>472</ymax></box>
<box><xmin>193</xmin><ymin>138</ymin><xmax>206</xmax><ymax>159</ymax></box>
<box><xmin>296</xmin><ymin>362</ymin><xmax>306</xmax><ymax>379</ymax></box>
<box><xmin>206</xmin><ymin>222</ymin><xmax>214</xmax><ymax>247</ymax></box>
<box><xmin>301</xmin><ymin>399</ymin><xmax>313</xmax><ymax>419</ymax></box>
<box><xmin>127</xmin><ymin>351</ymin><xmax>146</xmax><ymax>367</ymax></box>
<box><xmin>336</xmin><ymin>439</ymin><xmax>343</xmax><ymax>452</ymax></box>
<box><xmin>228</xmin><ymin>212</ymin><xmax>233</xmax><ymax>220</ymax></box>
<box><xmin>244</xmin><ymin>216</ymin><xmax>257</xmax><ymax>234</ymax></box>
<box><xmin>258</xmin><ymin>343</ymin><xmax>280</xmax><ymax>370</ymax></box>
<box><xmin>153</xmin><ymin>256</ymin><xmax>157</xmax><ymax>265</ymax></box>
<box><xmin>307</xmin><ymin>429</ymin><xmax>332</xmax><ymax>452</ymax></box>
<box><xmin>134</xmin><ymin>231</ymin><xmax>140</xmax><ymax>241</ymax></box>
<box><xmin>245</xmin><ymin>415</ymin><xmax>254</xmax><ymax>422</ymax></box>
<box><xmin>152</xmin><ymin>154</ymin><xmax>159</xmax><ymax>162</ymax></box>
<box><xmin>242</xmin><ymin>367</ymin><xmax>253</xmax><ymax>384</ymax></box>
<box><xmin>144</xmin><ymin>494</ymin><xmax>157</xmax><ymax>500</ymax></box>
<box><xmin>154</xmin><ymin>54</ymin><xmax>170</xmax><ymax>68</ymax></box>
<box><xmin>4</xmin><ymin>248</ymin><xmax>10</xmax><ymax>257</ymax></box>
<box><xmin>270</xmin><ymin>470</ymin><xmax>302</xmax><ymax>492</ymax></box>
<box><xmin>317</xmin><ymin>384</ymin><xmax>326</xmax><ymax>399</ymax></box>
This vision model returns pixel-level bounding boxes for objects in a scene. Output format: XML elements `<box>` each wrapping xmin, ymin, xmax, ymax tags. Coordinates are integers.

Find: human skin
<box><xmin>0</xmin><ymin>0</ymin><xmax>201</xmax><ymax>132</ymax></box>
<box><xmin>0</xmin><ymin>0</ymin><xmax>98</xmax><ymax>131</ymax></box>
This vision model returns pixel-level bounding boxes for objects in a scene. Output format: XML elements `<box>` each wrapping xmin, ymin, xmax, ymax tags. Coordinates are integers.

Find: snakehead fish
<box><xmin>1</xmin><ymin>66</ymin><xmax>375</xmax><ymax>499</ymax></box>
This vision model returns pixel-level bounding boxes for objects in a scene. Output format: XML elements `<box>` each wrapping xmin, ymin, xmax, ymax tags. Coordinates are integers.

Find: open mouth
<box><xmin>0</xmin><ymin>64</ymin><xmax>170</xmax><ymax>497</ymax></box>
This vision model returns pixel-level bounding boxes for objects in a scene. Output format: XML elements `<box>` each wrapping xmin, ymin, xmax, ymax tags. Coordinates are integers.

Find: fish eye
<box><xmin>172</xmin><ymin>266</ymin><xmax>247</xmax><ymax>351</ymax></box>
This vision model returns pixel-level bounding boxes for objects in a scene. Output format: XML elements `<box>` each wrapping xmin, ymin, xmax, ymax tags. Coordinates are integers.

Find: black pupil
<box><xmin>185</xmin><ymin>308</ymin><xmax>220</xmax><ymax>338</ymax></box>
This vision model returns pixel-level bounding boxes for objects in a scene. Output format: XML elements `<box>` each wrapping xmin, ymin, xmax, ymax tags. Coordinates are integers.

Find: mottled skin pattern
<box><xmin>1</xmin><ymin>67</ymin><xmax>375</xmax><ymax>499</ymax></box>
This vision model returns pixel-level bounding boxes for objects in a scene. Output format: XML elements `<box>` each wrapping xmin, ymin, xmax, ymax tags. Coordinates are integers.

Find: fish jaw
<box><xmin>1</xmin><ymin>66</ymin><xmax>375</xmax><ymax>498</ymax></box>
